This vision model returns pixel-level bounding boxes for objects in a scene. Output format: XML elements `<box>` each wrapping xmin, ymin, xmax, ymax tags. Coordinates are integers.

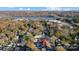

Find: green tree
<box><xmin>73</xmin><ymin>15</ymin><xmax>79</xmax><ymax>23</ymax></box>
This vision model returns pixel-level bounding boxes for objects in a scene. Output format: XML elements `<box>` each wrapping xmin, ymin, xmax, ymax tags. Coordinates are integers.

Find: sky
<box><xmin>0</xmin><ymin>0</ymin><xmax>79</xmax><ymax>7</ymax></box>
<box><xmin>0</xmin><ymin>0</ymin><xmax>79</xmax><ymax>11</ymax></box>
<box><xmin>0</xmin><ymin>7</ymin><xmax>79</xmax><ymax>11</ymax></box>
<box><xmin>0</xmin><ymin>7</ymin><xmax>47</xmax><ymax>11</ymax></box>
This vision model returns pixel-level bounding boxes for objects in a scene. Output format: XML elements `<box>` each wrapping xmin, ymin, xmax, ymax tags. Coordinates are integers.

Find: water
<box><xmin>14</xmin><ymin>16</ymin><xmax>57</xmax><ymax>20</ymax></box>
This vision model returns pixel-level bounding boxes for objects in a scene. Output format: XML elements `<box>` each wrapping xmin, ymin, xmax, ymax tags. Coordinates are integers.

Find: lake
<box><xmin>14</xmin><ymin>16</ymin><xmax>58</xmax><ymax>20</ymax></box>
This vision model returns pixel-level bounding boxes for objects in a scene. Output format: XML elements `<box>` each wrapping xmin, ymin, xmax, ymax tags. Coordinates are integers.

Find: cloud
<box><xmin>19</xmin><ymin>8</ymin><xmax>23</xmax><ymax>10</ymax></box>
<box><xmin>27</xmin><ymin>8</ymin><xmax>30</xmax><ymax>11</ymax></box>
<box><xmin>18</xmin><ymin>8</ymin><xmax>31</xmax><ymax>11</ymax></box>
<box><xmin>44</xmin><ymin>7</ymin><xmax>71</xmax><ymax>11</ymax></box>
<box><xmin>44</xmin><ymin>7</ymin><xmax>62</xmax><ymax>11</ymax></box>
<box><xmin>63</xmin><ymin>8</ymin><xmax>71</xmax><ymax>11</ymax></box>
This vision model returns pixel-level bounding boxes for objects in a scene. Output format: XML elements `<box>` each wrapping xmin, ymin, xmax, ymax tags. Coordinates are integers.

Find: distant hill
<box><xmin>0</xmin><ymin>11</ymin><xmax>79</xmax><ymax>17</ymax></box>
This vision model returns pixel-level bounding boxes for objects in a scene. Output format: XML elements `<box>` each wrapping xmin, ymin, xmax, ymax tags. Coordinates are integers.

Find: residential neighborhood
<box><xmin>0</xmin><ymin>10</ymin><xmax>79</xmax><ymax>51</ymax></box>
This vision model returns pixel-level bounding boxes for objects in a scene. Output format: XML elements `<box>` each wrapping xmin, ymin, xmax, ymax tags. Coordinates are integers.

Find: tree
<box><xmin>55</xmin><ymin>31</ymin><xmax>62</xmax><ymax>37</ymax></box>
<box><xmin>73</xmin><ymin>15</ymin><xmax>79</xmax><ymax>23</ymax></box>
